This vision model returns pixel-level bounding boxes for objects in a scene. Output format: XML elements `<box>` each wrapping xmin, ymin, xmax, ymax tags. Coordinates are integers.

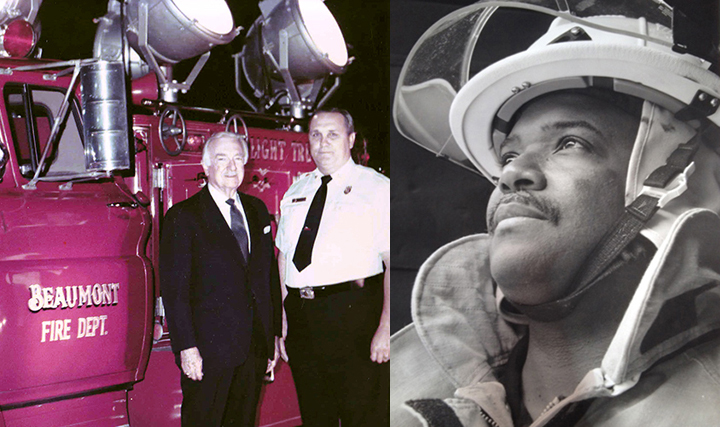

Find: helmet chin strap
<box><xmin>502</xmin><ymin>120</ymin><xmax>709</xmax><ymax>323</ymax></box>
<box><xmin>502</xmin><ymin>236</ymin><xmax>652</xmax><ymax>323</ymax></box>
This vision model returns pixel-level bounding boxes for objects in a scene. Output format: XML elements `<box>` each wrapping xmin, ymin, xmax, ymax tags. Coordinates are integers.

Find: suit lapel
<box><xmin>239</xmin><ymin>192</ymin><xmax>260</xmax><ymax>265</ymax></box>
<box><xmin>198</xmin><ymin>186</ymin><xmax>247</xmax><ymax>266</ymax></box>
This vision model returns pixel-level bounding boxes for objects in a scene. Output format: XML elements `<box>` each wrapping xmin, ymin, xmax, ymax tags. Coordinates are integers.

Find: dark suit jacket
<box><xmin>160</xmin><ymin>185</ymin><xmax>281</xmax><ymax>372</ymax></box>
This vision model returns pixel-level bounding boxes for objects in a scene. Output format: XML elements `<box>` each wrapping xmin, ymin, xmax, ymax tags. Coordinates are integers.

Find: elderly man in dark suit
<box><xmin>160</xmin><ymin>131</ymin><xmax>281</xmax><ymax>427</ymax></box>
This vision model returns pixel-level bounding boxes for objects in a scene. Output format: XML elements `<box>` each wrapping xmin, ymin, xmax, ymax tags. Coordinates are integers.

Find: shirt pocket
<box><xmin>277</xmin><ymin>199</ymin><xmax>311</xmax><ymax>250</ymax></box>
<box><xmin>332</xmin><ymin>201</ymin><xmax>375</xmax><ymax>243</ymax></box>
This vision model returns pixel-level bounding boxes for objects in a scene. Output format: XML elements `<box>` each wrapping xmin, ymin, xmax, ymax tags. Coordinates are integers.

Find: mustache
<box><xmin>487</xmin><ymin>191</ymin><xmax>560</xmax><ymax>233</ymax></box>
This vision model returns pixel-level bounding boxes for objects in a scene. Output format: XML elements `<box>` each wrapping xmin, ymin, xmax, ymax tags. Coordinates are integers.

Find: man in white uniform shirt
<box><xmin>276</xmin><ymin>109</ymin><xmax>390</xmax><ymax>426</ymax></box>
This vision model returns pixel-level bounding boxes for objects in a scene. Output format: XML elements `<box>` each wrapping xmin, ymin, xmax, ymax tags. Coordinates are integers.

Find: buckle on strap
<box><xmin>639</xmin><ymin>162</ymin><xmax>695</xmax><ymax>208</ymax></box>
<box><xmin>299</xmin><ymin>287</ymin><xmax>315</xmax><ymax>300</ymax></box>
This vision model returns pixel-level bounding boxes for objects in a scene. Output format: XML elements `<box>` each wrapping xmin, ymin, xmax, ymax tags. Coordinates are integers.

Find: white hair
<box><xmin>202</xmin><ymin>132</ymin><xmax>249</xmax><ymax>166</ymax></box>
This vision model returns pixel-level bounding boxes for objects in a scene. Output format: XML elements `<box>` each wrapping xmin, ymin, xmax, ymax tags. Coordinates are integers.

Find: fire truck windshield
<box><xmin>6</xmin><ymin>84</ymin><xmax>85</xmax><ymax>180</ymax></box>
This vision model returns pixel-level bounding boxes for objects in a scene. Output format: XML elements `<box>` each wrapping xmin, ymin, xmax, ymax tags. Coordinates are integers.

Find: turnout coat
<box><xmin>391</xmin><ymin>209</ymin><xmax>720</xmax><ymax>427</ymax></box>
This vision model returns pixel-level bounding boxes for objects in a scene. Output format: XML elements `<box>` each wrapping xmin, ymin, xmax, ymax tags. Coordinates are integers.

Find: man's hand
<box><xmin>181</xmin><ymin>347</ymin><xmax>203</xmax><ymax>381</ymax></box>
<box><xmin>267</xmin><ymin>335</ymin><xmax>288</xmax><ymax>374</ymax></box>
<box><xmin>370</xmin><ymin>251</ymin><xmax>391</xmax><ymax>364</ymax></box>
<box><xmin>370</xmin><ymin>320</ymin><xmax>390</xmax><ymax>363</ymax></box>
<box><xmin>277</xmin><ymin>251</ymin><xmax>289</xmax><ymax>364</ymax></box>
<box><xmin>278</xmin><ymin>308</ymin><xmax>289</xmax><ymax>362</ymax></box>
<box><xmin>268</xmin><ymin>308</ymin><xmax>290</xmax><ymax>374</ymax></box>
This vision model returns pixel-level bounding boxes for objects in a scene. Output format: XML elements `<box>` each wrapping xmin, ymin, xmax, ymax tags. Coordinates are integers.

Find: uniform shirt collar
<box><xmin>313</xmin><ymin>158</ymin><xmax>355</xmax><ymax>184</ymax></box>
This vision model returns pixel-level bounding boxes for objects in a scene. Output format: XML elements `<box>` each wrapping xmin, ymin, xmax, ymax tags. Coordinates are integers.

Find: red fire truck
<box><xmin>0</xmin><ymin>0</ymin><xmax>352</xmax><ymax>425</ymax></box>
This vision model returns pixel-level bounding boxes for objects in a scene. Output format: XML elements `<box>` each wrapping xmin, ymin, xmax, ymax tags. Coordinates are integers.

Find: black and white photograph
<box><xmin>390</xmin><ymin>1</ymin><xmax>720</xmax><ymax>426</ymax></box>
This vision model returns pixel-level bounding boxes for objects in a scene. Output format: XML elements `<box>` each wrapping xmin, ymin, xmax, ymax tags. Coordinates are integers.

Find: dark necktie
<box><xmin>226</xmin><ymin>198</ymin><xmax>249</xmax><ymax>263</ymax></box>
<box><xmin>293</xmin><ymin>175</ymin><xmax>332</xmax><ymax>271</ymax></box>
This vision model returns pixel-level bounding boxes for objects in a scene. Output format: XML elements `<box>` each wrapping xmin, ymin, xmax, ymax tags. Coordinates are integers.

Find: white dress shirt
<box><xmin>276</xmin><ymin>159</ymin><xmax>390</xmax><ymax>287</ymax></box>
<box><xmin>207</xmin><ymin>183</ymin><xmax>251</xmax><ymax>251</ymax></box>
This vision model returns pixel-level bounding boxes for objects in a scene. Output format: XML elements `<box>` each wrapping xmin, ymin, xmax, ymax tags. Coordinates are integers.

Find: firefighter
<box><xmin>391</xmin><ymin>1</ymin><xmax>720</xmax><ymax>426</ymax></box>
<box><xmin>276</xmin><ymin>109</ymin><xmax>390</xmax><ymax>426</ymax></box>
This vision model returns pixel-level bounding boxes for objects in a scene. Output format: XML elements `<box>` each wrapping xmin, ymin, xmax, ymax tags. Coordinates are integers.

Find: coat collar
<box><xmin>412</xmin><ymin>209</ymin><xmax>720</xmax><ymax>395</ymax></box>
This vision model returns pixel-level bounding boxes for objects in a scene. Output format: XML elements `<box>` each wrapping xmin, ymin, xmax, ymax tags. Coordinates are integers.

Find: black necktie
<box><xmin>226</xmin><ymin>198</ymin><xmax>249</xmax><ymax>263</ymax></box>
<box><xmin>293</xmin><ymin>175</ymin><xmax>332</xmax><ymax>271</ymax></box>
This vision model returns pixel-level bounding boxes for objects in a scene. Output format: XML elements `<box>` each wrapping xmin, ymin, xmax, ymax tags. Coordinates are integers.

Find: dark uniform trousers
<box><xmin>285</xmin><ymin>274</ymin><xmax>390</xmax><ymax>427</ymax></box>
<box><xmin>180</xmin><ymin>311</ymin><xmax>268</xmax><ymax>427</ymax></box>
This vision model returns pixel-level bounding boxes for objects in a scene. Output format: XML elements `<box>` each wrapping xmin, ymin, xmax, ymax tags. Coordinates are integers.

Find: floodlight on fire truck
<box><xmin>95</xmin><ymin>0</ymin><xmax>239</xmax><ymax>103</ymax></box>
<box><xmin>124</xmin><ymin>0</ymin><xmax>240</xmax><ymax>102</ymax></box>
<box><xmin>94</xmin><ymin>0</ymin><xmax>240</xmax><ymax>155</ymax></box>
<box><xmin>234</xmin><ymin>0</ymin><xmax>350</xmax><ymax>121</ymax></box>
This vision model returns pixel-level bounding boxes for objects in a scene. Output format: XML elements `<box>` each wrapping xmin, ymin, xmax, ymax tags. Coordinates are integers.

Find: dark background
<box><xmin>36</xmin><ymin>0</ymin><xmax>390</xmax><ymax>173</ymax></box>
<box><xmin>389</xmin><ymin>0</ymin><xmax>494</xmax><ymax>333</ymax></box>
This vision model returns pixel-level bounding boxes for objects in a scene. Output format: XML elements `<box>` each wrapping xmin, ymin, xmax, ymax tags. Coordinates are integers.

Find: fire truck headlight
<box><xmin>2</xmin><ymin>19</ymin><xmax>36</xmax><ymax>57</ymax></box>
<box><xmin>0</xmin><ymin>0</ymin><xmax>41</xmax><ymax>57</ymax></box>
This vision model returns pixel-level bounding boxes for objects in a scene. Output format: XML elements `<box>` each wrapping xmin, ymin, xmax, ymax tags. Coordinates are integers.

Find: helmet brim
<box><xmin>451</xmin><ymin>42</ymin><xmax>720</xmax><ymax>181</ymax></box>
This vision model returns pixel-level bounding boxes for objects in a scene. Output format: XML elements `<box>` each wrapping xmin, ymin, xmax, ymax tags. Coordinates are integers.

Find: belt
<box><xmin>286</xmin><ymin>273</ymin><xmax>382</xmax><ymax>300</ymax></box>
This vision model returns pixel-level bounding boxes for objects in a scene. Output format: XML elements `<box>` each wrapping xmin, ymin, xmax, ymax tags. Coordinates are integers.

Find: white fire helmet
<box><xmin>394</xmin><ymin>0</ymin><xmax>720</xmax><ymax>247</ymax></box>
